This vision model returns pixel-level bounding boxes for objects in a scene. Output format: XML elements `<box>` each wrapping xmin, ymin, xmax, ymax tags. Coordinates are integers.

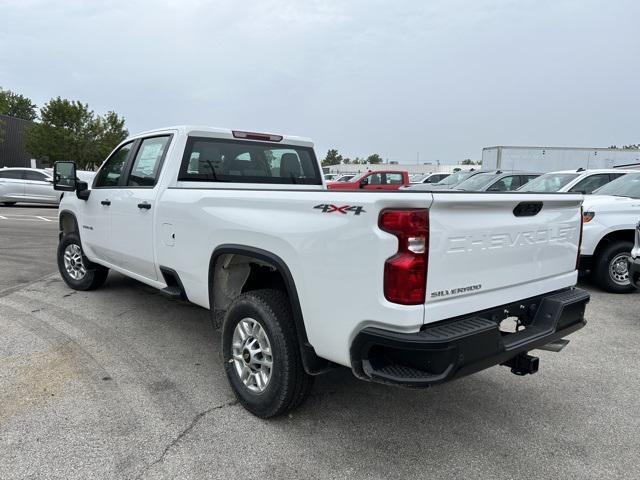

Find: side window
<box><xmin>367</xmin><ymin>173</ymin><xmax>383</xmax><ymax>185</ymax></box>
<box><xmin>489</xmin><ymin>176</ymin><xmax>516</xmax><ymax>191</ymax></box>
<box><xmin>568</xmin><ymin>174</ymin><xmax>610</xmax><ymax>194</ymax></box>
<box><xmin>23</xmin><ymin>170</ymin><xmax>49</xmax><ymax>181</ymax></box>
<box><xmin>94</xmin><ymin>142</ymin><xmax>134</xmax><ymax>188</ymax></box>
<box><xmin>431</xmin><ymin>174</ymin><xmax>447</xmax><ymax>183</ymax></box>
<box><xmin>0</xmin><ymin>170</ymin><xmax>24</xmax><ymax>179</ymax></box>
<box><xmin>127</xmin><ymin>136</ymin><xmax>170</xmax><ymax>187</ymax></box>
<box><xmin>610</xmin><ymin>173</ymin><xmax>626</xmax><ymax>181</ymax></box>
<box><xmin>386</xmin><ymin>173</ymin><xmax>404</xmax><ymax>185</ymax></box>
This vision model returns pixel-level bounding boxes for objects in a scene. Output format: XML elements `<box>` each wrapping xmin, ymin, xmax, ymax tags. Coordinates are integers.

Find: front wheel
<box><xmin>57</xmin><ymin>233</ymin><xmax>109</xmax><ymax>291</ymax></box>
<box><xmin>593</xmin><ymin>240</ymin><xmax>635</xmax><ymax>293</ymax></box>
<box><xmin>222</xmin><ymin>289</ymin><xmax>314</xmax><ymax>418</ymax></box>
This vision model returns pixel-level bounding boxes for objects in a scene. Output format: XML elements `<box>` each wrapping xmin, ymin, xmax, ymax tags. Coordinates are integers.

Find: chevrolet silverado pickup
<box><xmin>53</xmin><ymin>126</ymin><xmax>590</xmax><ymax>418</ymax></box>
<box><xmin>579</xmin><ymin>171</ymin><xmax>640</xmax><ymax>292</ymax></box>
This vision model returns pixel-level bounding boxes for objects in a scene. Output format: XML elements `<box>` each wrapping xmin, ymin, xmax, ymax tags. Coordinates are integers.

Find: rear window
<box><xmin>179</xmin><ymin>137</ymin><xmax>321</xmax><ymax>185</ymax></box>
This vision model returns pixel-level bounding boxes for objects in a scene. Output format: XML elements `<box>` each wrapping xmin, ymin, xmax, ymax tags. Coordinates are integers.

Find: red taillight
<box><xmin>379</xmin><ymin>209</ymin><xmax>429</xmax><ymax>305</ymax></box>
<box><xmin>232</xmin><ymin>130</ymin><xmax>283</xmax><ymax>142</ymax></box>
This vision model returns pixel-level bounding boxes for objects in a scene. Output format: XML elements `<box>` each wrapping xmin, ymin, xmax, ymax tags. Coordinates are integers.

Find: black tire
<box><xmin>57</xmin><ymin>233</ymin><xmax>109</xmax><ymax>291</ymax></box>
<box><xmin>1</xmin><ymin>202</ymin><xmax>16</xmax><ymax>206</ymax></box>
<box><xmin>593</xmin><ymin>240</ymin><xmax>635</xmax><ymax>293</ymax></box>
<box><xmin>222</xmin><ymin>289</ymin><xmax>314</xmax><ymax>418</ymax></box>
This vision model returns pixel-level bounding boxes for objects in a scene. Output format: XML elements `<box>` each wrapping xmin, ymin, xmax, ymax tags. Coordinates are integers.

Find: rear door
<box><xmin>425</xmin><ymin>193</ymin><xmax>583</xmax><ymax>322</ymax></box>
<box><xmin>22</xmin><ymin>170</ymin><xmax>58</xmax><ymax>203</ymax></box>
<box><xmin>109</xmin><ymin>135</ymin><xmax>172</xmax><ymax>280</ymax></box>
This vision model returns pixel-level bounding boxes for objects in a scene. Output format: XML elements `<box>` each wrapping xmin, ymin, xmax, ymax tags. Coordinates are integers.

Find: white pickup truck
<box><xmin>53</xmin><ymin>126</ymin><xmax>590</xmax><ymax>418</ymax></box>
<box><xmin>579</xmin><ymin>172</ymin><xmax>640</xmax><ymax>293</ymax></box>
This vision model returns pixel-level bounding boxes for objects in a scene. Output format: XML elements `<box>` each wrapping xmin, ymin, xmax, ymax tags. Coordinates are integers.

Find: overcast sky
<box><xmin>1</xmin><ymin>0</ymin><xmax>639</xmax><ymax>164</ymax></box>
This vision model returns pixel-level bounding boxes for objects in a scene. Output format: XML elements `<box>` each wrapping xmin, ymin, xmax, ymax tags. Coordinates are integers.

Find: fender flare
<box><xmin>58</xmin><ymin>209</ymin><xmax>80</xmax><ymax>240</ymax></box>
<box><xmin>209</xmin><ymin>244</ymin><xmax>330</xmax><ymax>374</ymax></box>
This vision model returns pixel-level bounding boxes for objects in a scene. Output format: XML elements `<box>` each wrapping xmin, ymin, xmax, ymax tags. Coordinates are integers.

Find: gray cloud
<box><xmin>1</xmin><ymin>0</ymin><xmax>639</xmax><ymax>163</ymax></box>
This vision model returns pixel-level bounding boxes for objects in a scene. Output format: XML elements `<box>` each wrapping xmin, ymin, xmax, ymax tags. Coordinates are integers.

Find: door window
<box><xmin>489</xmin><ymin>176</ymin><xmax>517</xmax><ymax>191</ymax></box>
<box><xmin>386</xmin><ymin>173</ymin><xmax>404</xmax><ymax>185</ymax></box>
<box><xmin>0</xmin><ymin>170</ymin><xmax>24</xmax><ymax>179</ymax></box>
<box><xmin>367</xmin><ymin>173</ymin><xmax>383</xmax><ymax>185</ymax></box>
<box><xmin>568</xmin><ymin>174</ymin><xmax>610</xmax><ymax>194</ymax></box>
<box><xmin>23</xmin><ymin>170</ymin><xmax>49</xmax><ymax>181</ymax></box>
<box><xmin>94</xmin><ymin>142</ymin><xmax>134</xmax><ymax>188</ymax></box>
<box><xmin>127</xmin><ymin>136</ymin><xmax>170</xmax><ymax>187</ymax></box>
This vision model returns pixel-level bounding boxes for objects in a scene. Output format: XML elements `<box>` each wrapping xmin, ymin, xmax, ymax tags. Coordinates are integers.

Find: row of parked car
<box><xmin>2</xmin><ymin>164</ymin><xmax>639</xmax><ymax>293</ymax></box>
<box><xmin>324</xmin><ymin>167</ymin><xmax>640</xmax><ymax>293</ymax></box>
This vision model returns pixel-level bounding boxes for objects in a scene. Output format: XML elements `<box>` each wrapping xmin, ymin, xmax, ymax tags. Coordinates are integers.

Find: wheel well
<box><xmin>59</xmin><ymin>211</ymin><xmax>79</xmax><ymax>239</ymax></box>
<box><xmin>209</xmin><ymin>245</ymin><xmax>331</xmax><ymax>374</ymax></box>
<box><xmin>593</xmin><ymin>230</ymin><xmax>635</xmax><ymax>258</ymax></box>
<box><xmin>210</xmin><ymin>253</ymin><xmax>286</xmax><ymax>312</ymax></box>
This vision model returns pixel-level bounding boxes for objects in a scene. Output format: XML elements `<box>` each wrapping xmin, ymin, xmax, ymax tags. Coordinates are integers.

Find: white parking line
<box><xmin>0</xmin><ymin>215</ymin><xmax>58</xmax><ymax>222</ymax></box>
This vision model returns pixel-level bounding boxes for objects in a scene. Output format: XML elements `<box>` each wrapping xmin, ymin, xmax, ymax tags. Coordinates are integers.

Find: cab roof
<box><xmin>128</xmin><ymin>125</ymin><xmax>314</xmax><ymax>148</ymax></box>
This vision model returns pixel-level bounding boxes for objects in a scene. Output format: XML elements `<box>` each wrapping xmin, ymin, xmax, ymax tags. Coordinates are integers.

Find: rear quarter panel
<box><xmin>155</xmin><ymin>187</ymin><xmax>430</xmax><ymax>366</ymax></box>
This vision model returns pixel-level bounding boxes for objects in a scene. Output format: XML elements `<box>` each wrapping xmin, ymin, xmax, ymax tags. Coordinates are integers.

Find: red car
<box><xmin>327</xmin><ymin>170</ymin><xmax>410</xmax><ymax>190</ymax></box>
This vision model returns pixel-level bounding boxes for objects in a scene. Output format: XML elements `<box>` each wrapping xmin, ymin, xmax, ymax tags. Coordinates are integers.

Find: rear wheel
<box><xmin>593</xmin><ymin>240</ymin><xmax>635</xmax><ymax>293</ymax></box>
<box><xmin>222</xmin><ymin>289</ymin><xmax>314</xmax><ymax>418</ymax></box>
<box><xmin>57</xmin><ymin>233</ymin><xmax>109</xmax><ymax>291</ymax></box>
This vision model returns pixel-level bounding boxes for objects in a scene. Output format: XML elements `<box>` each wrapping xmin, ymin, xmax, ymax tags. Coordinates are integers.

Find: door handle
<box><xmin>101</xmin><ymin>199</ymin><xmax>111</xmax><ymax>206</ymax></box>
<box><xmin>138</xmin><ymin>202</ymin><xmax>151</xmax><ymax>210</ymax></box>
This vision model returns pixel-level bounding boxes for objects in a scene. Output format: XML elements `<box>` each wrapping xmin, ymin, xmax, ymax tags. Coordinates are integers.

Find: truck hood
<box><xmin>582</xmin><ymin>195</ymin><xmax>640</xmax><ymax>211</ymax></box>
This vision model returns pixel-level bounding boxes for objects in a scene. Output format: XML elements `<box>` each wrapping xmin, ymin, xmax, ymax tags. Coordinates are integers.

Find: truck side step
<box><xmin>160</xmin><ymin>285</ymin><xmax>184</xmax><ymax>300</ymax></box>
<box><xmin>159</xmin><ymin>267</ymin><xmax>187</xmax><ymax>301</ymax></box>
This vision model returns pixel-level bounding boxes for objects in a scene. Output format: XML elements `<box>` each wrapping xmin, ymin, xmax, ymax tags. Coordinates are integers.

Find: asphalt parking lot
<box><xmin>0</xmin><ymin>204</ymin><xmax>638</xmax><ymax>480</ymax></box>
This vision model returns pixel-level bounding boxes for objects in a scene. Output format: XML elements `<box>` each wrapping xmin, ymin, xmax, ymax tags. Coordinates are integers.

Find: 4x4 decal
<box><xmin>314</xmin><ymin>204</ymin><xmax>366</xmax><ymax>215</ymax></box>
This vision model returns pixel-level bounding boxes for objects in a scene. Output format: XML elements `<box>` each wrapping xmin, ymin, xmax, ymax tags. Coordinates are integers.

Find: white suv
<box><xmin>519</xmin><ymin>168</ymin><xmax>631</xmax><ymax>194</ymax></box>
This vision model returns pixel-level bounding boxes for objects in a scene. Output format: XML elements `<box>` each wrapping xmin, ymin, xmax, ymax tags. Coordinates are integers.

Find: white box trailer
<box><xmin>482</xmin><ymin>146</ymin><xmax>640</xmax><ymax>172</ymax></box>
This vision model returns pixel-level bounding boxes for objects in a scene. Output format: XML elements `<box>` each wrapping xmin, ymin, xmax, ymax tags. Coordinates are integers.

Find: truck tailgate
<box><xmin>425</xmin><ymin>193</ymin><xmax>583</xmax><ymax>323</ymax></box>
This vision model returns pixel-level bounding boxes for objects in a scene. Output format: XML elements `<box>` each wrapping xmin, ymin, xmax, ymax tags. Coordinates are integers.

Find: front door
<box><xmin>109</xmin><ymin>135</ymin><xmax>172</xmax><ymax>280</ymax></box>
<box><xmin>81</xmin><ymin>141</ymin><xmax>134</xmax><ymax>262</ymax></box>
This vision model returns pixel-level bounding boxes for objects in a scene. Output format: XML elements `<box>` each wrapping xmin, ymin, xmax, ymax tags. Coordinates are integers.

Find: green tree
<box><xmin>0</xmin><ymin>87</ymin><xmax>37</xmax><ymax>121</ymax></box>
<box><xmin>322</xmin><ymin>148</ymin><xmax>343</xmax><ymax>166</ymax></box>
<box><xmin>25</xmin><ymin>97</ymin><xmax>128</xmax><ymax>168</ymax></box>
<box><xmin>461</xmin><ymin>158</ymin><xmax>475</xmax><ymax>165</ymax></box>
<box><xmin>366</xmin><ymin>153</ymin><xmax>382</xmax><ymax>164</ymax></box>
<box><xmin>342</xmin><ymin>157</ymin><xmax>351</xmax><ymax>164</ymax></box>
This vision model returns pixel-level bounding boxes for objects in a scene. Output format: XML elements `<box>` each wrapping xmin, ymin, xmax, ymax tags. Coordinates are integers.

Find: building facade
<box><xmin>0</xmin><ymin>114</ymin><xmax>37</xmax><ymax>167</ymax></box>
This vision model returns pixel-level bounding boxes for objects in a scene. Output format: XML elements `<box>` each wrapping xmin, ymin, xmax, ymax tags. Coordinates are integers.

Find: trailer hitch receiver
<box><xmin>502</xmin><ymin>353</ymin><xmax>539</xmax><ymax>376</ymax></box>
